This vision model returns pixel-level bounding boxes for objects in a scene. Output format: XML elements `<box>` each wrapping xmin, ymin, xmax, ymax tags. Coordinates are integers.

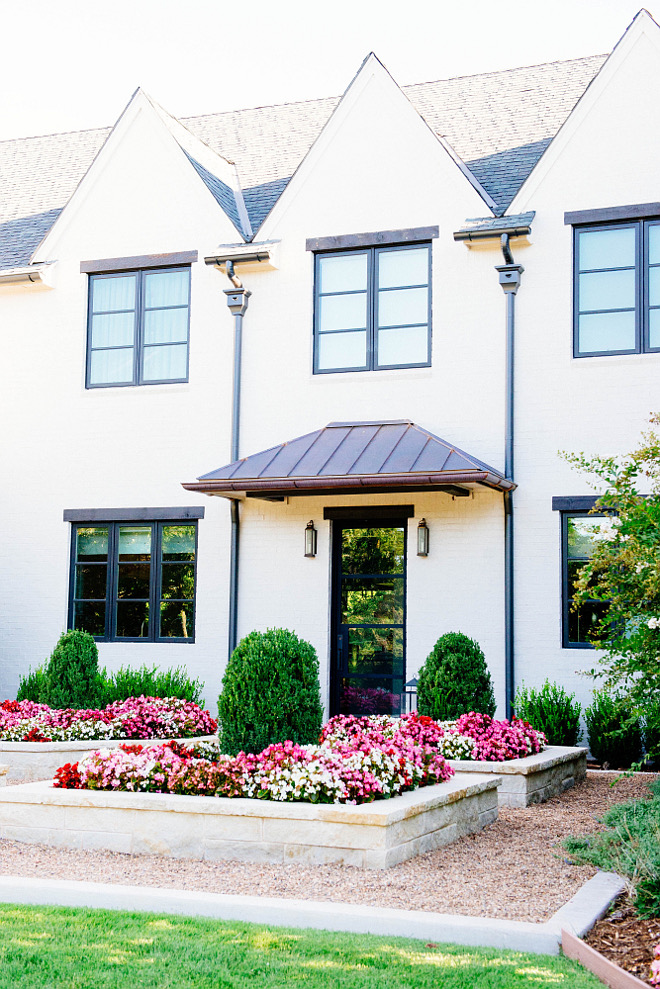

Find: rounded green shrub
<box><xmin>514</xmin><ymin>680</ymin><xmax>582</xmax><ymax>746</ymax></box>
<box><xmin>417</xmin><ymin>632</ymin><xmax>496</xmax><ymax>721</ymax></box>
<box><xmin>585</xmin><ymin>690</ymin><xmax>643</xmax><ymax>768</ymax></box>
<box><xmin>217</xmin><ymin>628</ymin><xmax>323</xmax><ymax>755</ymax></box>
<box><xmin>41</xmin><ymin>630</ymin><xmax>102</xmax><ymax>710</ymax></box>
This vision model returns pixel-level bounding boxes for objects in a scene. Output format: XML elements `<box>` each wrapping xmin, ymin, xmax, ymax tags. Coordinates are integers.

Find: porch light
<box><xmin>304</xmin><ymin>520</ymin><xmax>318</xmax><ymax>558</ymax></box>
<box><xmin>417</xmin><ymin>518</ymin><xmax>430</xmax><ymax>556</ymax></box>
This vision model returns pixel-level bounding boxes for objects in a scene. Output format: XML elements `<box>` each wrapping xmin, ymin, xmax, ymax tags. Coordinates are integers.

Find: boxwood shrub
<box><xmin>417</xmin><ymin>632</ymin><xmax>496</xmax><ymax>721</ymax></box>
<box><xmin>218</xmin><ymin>628</ymin><xmax>323</xmax><ymax>755</ymax></box>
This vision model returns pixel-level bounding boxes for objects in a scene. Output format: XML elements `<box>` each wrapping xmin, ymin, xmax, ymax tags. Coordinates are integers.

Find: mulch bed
<box><xmin>584</xmin><ymin>895</ymin><xmax>660</xmax><ymax>985</ymax></box>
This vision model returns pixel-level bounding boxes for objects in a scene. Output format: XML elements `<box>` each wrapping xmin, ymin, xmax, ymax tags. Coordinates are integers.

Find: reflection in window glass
<box><xmin>564</xmin><ymin>514</ymin><xmax>609</xmax><ymax>646</ymax></box>
<box><xmin>70</xmin><ymin>520</ymin><xmax>197</xmax><ymax>642</ymax></box>
<box><xmin>315</xmin><ymin>243</ymin><xmax>430</xmax><ymax>372</ymax></box>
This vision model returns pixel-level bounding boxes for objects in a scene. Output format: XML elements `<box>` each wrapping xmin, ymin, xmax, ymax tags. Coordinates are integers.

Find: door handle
<box><xmin>336</xmin><ymin>633</ymin><xmax>345</xmax><ymax>673</ymax></box>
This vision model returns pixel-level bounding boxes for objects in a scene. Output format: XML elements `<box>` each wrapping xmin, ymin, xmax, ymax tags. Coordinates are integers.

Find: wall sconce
<box><xmin>417</xmin><ymin>518</ymin><xmax>429</xmax><ymax>556</ymax></box>
<box><xmin>304</xmin><ymin>520</ymin><xmax>318</xmax><ymax>558</ymax></box>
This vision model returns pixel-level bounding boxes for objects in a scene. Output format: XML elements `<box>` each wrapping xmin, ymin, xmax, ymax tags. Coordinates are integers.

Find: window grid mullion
<box><xmin>135</xmin><ymin>270</ymin><xmax>144</xmax><ymax>385</ymax></box>
<box><xmin>153</xmin><ymin>523</ymin><xmax>162</xmax><ymax>642</ymax></box>
<box><xmin>367</xmin><ymin>248</ymin><xmax>376</xmax><ymax>369</ymax></box>
<box><xmin>108</xmin><ymin>523</ymin><xmax>118</xmax><ymax>641</ymax></box>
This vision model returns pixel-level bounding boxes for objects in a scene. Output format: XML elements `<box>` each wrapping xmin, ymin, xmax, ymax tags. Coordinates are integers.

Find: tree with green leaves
<box><xmin>563</xmin><ymin>414</ymin><xmax>660</xmax><ymax>758</ymax></box>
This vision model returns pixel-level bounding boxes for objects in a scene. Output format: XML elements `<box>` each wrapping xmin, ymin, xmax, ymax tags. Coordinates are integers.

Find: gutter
<box><xmin>0</xmin><ymin>263</ymin><xmax>55</xmax><ymax>286</ymax></box>
<box><xmin>182</xmin><ymin>470</ymin><xmax>516</xmax><ymax>497</ymax></box>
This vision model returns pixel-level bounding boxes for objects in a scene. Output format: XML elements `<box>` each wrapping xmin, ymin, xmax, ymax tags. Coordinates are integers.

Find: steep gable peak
<box><xmin>32</xmin><ymin>86</ymin><xmax>250</xmax><ymax>261</ymax></box>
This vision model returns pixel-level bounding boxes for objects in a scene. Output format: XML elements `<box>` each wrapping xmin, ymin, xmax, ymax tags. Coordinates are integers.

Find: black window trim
<box><xmin>572</xmin><ymin>217</ymin><xmax>660</xmax><ymax>359</ymax></box>
<box><xmin>85</xmin><ymin>264</ymin><xmax>192</xmax><ymax>389</ymax></box>
<box><xmin>68</xmin><ymin>518</ymin><xmax>199</xmax><ymax>643</ymax></box>
<box><xmin>313</xmin><ymin>241</ymin><xmax>432</xmax><ymax>375</ymax></box>
<box><xmin>560</xmin><ymin>509</ymin><xmax>608</xmax><ymax>650</ymax></box>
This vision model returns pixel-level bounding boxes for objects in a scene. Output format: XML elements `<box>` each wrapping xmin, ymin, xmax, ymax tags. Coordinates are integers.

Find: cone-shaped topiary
<box><xmin>417</xmin><ymin>632</ymin><xmax>496</xmax><ymax>721</ymax></box>
<box><xmin>41</xmin><ymin>630</ymin><xmax>103</xmax><ymax>710</ymax></box>
<box><xmin>218</xmin><ymin>628</ymin><xmax>323</xmax><ymax>755</ymax></box>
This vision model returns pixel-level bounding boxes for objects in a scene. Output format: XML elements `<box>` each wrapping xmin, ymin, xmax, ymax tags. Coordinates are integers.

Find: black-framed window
<box><xmin>69</xmin><ymin>520</ymin><xmax>197</xmax><ymax>642</ymax></box>
<box><xmin>86</xmin><ymin>266</ymin><xmax>191</xmax><ymax>387</ymax></box>
<box><xmin>313</xmin><ymin>243</ymin><xmax>431</xmax><ymax>373</ymax></box>
<box><xmin>561</xmin><ymin>512</ymin><xmax>610</xmax><ymax>648</ymax></box>
<box><xmin>573</xmin><ymin>219</ymin><xmax>660</xmax><ymax>357</ymax></box>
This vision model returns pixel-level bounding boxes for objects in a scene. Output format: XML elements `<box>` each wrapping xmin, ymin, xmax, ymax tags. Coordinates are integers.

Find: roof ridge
<box><xmin>0</xmin><ymin>53</ymin><xmax>607</xmax><ymax>148</ymax></box>
<box><xmin>403</xmin><ymin>52</ymin><xmax>607</xmax><ymax>90</ymax></box>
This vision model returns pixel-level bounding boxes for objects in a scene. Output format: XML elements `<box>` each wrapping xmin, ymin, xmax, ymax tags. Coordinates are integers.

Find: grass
<box><xmin>0</xmin><ymin>903</ymin><xmax>604</xmax><ymax>988</ymax></box>
<box><xmin>564</xmin><ymin>776</ymin><xmax>660</xmax><ymax>917</ymax></box>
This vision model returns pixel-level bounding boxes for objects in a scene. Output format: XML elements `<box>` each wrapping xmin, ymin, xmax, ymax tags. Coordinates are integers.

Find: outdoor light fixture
<box><xmin>417</xmin><ymin>518</ymin><xmax>430</xmax><ymax>556</ymax></box>
<box><xmin>304</xmin><ymin>520</ymin><xmax>318</xmax><ymax>558</ymax></box>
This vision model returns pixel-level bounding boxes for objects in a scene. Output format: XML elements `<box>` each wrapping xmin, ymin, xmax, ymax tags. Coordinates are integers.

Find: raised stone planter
<box><xmin>0</xmin><ymin>765</ymin><xmax>7</xmax><ymax>787</ymax></box>
<box><xmin>0</xmin><ymin>736</ymin><xmax>217</xmax><ymax>782</ymax></box>
<box><xmin>447</xmin><ymin>746</ymin><xmax>588</xmax><ymax>807</ymax></box>
<box><xmin>0</xmin><ymin>774</ymin><xmax>500</xmax><ymax>868</ymax></box>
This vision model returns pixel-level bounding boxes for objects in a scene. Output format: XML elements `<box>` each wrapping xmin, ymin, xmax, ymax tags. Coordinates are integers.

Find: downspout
<box><xmin>224</xmin><ymin>261</ymin><xmax>251</xmax><ymax>660</ymax></box>
<box><xmin>496</xmin><ymin>235</ymin><xmax>523</xmax><ymax>719</ymax></box>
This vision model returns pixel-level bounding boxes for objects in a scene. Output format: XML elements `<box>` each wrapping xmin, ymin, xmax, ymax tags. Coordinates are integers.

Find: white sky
<box><xmin>0</xmin><ymin>0</ymin><xmax>653</xmax><ymax>142</ymax></box>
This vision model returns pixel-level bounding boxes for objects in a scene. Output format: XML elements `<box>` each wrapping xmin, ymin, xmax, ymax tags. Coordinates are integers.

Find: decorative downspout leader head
<box><xmin>224</xmin><ymin>259</ymin><xmax>251</xmax><ymax>314</ymax></box>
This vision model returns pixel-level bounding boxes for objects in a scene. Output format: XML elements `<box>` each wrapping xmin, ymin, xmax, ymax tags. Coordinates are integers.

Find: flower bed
<box><xmin>57</xmin><ymin>714</ymin><xmax>453</xmax><ymax>805</ymax></box>
<box><xmin>0</xmin><ymin>697</ymin><xmax>217</xmax><ymax>782</ymax></box>
<box><xmin>0</xmin><ymin>697</ymin><xmax>217</xmax><ymax>742</ymax></box>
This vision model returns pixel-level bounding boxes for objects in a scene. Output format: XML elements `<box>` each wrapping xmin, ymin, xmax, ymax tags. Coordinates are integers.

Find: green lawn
<box><xmin>0</xmin><ymin>903</ymin><xmax>603</xmax><ymax>988</ymax></box>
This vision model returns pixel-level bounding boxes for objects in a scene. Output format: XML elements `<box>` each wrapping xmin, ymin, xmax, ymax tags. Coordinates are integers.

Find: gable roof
<box><xmin>0</xmin><ymin>53</ymin><xmax>606</xmax><ymax>271</ymax></box>
<box><xmin>182</xmin><ymin>419</ymin><xmax>515</xmax><ymax>498</ymax></box>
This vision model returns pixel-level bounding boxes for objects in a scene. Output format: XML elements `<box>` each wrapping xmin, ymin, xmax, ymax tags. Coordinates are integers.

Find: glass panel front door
<box><xmin>331</xmin><ymin>523</ymin><xmax>406</xmax><ymax>715</ymax></box>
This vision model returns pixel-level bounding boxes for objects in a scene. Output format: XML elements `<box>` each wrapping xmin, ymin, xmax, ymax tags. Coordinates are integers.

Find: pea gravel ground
<box><xmin>0</xmin><ymin>771</ymin><xmax>654</xmax><ymax>923</ymax></box>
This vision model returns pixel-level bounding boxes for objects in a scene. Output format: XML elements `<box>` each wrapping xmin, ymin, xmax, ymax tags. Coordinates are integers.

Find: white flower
<box><xmin>647</xmin><ymin>617</ymin><xmax>660</xmax><ymax>629</ymax></box>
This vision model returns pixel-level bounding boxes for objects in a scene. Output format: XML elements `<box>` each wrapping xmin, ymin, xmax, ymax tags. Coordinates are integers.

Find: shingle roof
<box><xmin>0</xmin><ymin>54</ymin><xmax>606</xmax><ymax>271</ymax></box>
<box><xmin>182</xmin><ymin>419</ymin><xmax>515</xmax><ymax>497</ymax></box>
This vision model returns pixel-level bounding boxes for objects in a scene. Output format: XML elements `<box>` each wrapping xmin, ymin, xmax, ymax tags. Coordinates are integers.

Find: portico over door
<box><xmin>330</xmin><ymin>518</ymin><xmax>406</xmax><ymax>716</ymax></box>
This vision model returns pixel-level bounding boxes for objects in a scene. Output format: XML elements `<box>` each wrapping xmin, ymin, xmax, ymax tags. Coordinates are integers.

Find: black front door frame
<box><xmin>329</xmin><ymin>514</ymin><xmax>409</xmax><ymax>716</ymax></box>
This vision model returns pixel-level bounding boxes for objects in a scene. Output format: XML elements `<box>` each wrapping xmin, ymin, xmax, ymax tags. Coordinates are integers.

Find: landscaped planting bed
<box><xmin>0</xmin><ymin>698</ymin><xmax>217</xmax><ymax>782</ymax></box>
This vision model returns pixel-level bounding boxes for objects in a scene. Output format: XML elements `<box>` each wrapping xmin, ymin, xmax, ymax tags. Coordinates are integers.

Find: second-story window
<box><xmin>574</xmin><ymin>220</ymin><xmax>660</xmax><ymax>357</ymax></box>
<box><xmin>314</xmin><ymin>243</ymin><xmax>431</xmax><ymax>373</ymax></box>
<box><xmin>87</xmin><ymin>266</ymin><xmax>191</xmax><ymax>387</ymax></box>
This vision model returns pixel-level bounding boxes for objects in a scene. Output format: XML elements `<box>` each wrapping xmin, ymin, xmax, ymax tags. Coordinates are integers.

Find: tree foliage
<box><xmin>563</xmin><ymin>414</ymin><xmax>660</xmax><ymax>757</ymax></box>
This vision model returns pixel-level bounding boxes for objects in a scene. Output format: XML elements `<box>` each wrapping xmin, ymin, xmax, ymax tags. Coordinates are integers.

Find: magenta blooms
<box><xmin>61</xmin><ymin>713</ymin><xmax>454</xmax><ymax>804</ymax></box>
<box><xmin>650</xmin><ymin>944</ymin><xmax>660</xmax><ymax>986</ymax></box>
<box><xmin>454</xmin><ymin>712</ymin><xmax>546</xmax><ymax>761</ymax></box>
<box><xmin>0</xmin><ymin>696</ymin><xmax>217</xmax><ymax>742</ymax></box>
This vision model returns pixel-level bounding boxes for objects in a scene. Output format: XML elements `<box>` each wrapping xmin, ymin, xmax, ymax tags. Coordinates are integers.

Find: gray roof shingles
<box><xmin>0</xmin><ymin>54</ymin><xmax>606</xmax><ymax>271</ymax></box>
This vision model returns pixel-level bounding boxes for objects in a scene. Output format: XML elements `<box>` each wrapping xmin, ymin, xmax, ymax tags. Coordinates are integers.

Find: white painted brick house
<box><xmin>1</xmin><ymin>11</ymin><xmax>658</xmax><ymax>717</ymax></box>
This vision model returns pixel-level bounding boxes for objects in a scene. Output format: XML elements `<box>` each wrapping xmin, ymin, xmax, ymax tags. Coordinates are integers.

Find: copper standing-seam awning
<box><xmin>181</xmin><ymin>420</ymin><xmax>515</xmax><ymax>500</ymax></box>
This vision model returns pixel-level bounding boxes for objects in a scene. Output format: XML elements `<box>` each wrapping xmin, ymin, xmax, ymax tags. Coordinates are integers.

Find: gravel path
<box><xmin>0</xmin><ymin>771</ymin><xmax>654</xmax><ymax>923</ymax></box>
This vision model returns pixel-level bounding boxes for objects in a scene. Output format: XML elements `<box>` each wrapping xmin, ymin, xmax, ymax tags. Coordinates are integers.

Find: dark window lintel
<box><xmin>64</xmin><ymin>506</ymin><xmax>205</xmax><ymax>522</ymax></box>
<box><xmin>323</xmin><ymin>505</ymin><xmax>414</xmax><ymax>521</ymax></box>
<box><xmin>80</xmin><ymin>251</ymin><xmax>198</xmax><ymax>274</ymax></box>
<box><xmin>552</xmin><ymin>496</ymin><xmax>601</xmax><ymax>512</ymax></box>
<box><xmin>565</xmin><ymin>203</ymin><xmax>660</xmax><ymax>226</ymax></box>
<box><xmin>306</xmin><ymin>227</ymin><xmax>438</xmax><ymax>253</ymax></box>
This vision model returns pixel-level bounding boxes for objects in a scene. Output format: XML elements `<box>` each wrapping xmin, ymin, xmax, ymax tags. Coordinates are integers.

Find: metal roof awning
<box><xmin>182</xmin><ymin>420</ymin><xmax>515</xmax><ymax>500</ymax></box>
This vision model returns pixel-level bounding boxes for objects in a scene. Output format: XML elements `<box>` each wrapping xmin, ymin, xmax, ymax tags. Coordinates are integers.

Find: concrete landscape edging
<box><xmin>447</xmin><ymin>746</ymin><xmax>589</xmax><ymax>807</ymax></box>
<box><xmin>0</xmin><ymin>870</ymin><xmax>626</xmax><ymax>956</ymax></box>
<box><xmin>0</xmin><ymin>774</ymin><xmax>501</xmax><ymax>868</ymax></box>
<box><xmin>0</xmin><ymin>735</ymin><xmax>218</xmax><ymax>782</ymax></box>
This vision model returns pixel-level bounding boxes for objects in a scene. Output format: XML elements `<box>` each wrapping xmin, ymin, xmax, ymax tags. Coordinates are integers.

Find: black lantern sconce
<box><xmin>417</xmin><ymin>518</ymin><xmax>429</xmax><ymax>556</ymax></box>
<box><xmin>304</xmin><ymin>520</ymin><xmax>318</xmax><ymax>558</ymax></box>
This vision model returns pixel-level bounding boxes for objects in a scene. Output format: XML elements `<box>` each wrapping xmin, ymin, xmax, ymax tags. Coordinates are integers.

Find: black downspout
<box><xmin>496</xmin><ymin>236</ymin><xmax>523</xmax><ymax>719</ymax></box>
<box><xmin>224</xmin><ymin>262</ymin><xmax>251</xmax><ymax>661</ymax></box>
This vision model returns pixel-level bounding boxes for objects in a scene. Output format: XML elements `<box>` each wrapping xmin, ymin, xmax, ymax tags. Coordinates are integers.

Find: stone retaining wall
<box><xmin>447</xmin><ymin>746</ymin><xmax>588</xmax><ymax>807</ymax></box>
<box><xmin>0</xmin><ymin>774</ymin><xmax>500</xmax><ymax>868</ymax></box>
<box><xmin>0</xmin><ymin>736</ymin><xmax>217</xmax><ymax>782</ymax></box>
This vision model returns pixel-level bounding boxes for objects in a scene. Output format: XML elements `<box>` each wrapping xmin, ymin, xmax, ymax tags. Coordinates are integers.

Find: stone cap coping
<box><xmin>448</xmin><ymin>746</ymin><xmax>588</xmax><ymax>775</ymax></box>
<box><xmin>0</xmin><ymin>735</ymin><xmax>217</xmax><ymax>753</ymax></box>
<box><xmin>0</xmin><ymin>765</ymin><xmax>7</xmax><ymax>775</ymax></box>
<box><xmin>0</xmin><ymin>774</ymin><xmax>500</xmax><ymax>827</ymax></box>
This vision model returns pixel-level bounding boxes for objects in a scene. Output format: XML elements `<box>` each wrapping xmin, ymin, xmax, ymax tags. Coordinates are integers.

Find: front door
<box><xmin>330</xmin><ymin>521</ymin><xmax>406</xmax><ymax>715</ymax></box>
